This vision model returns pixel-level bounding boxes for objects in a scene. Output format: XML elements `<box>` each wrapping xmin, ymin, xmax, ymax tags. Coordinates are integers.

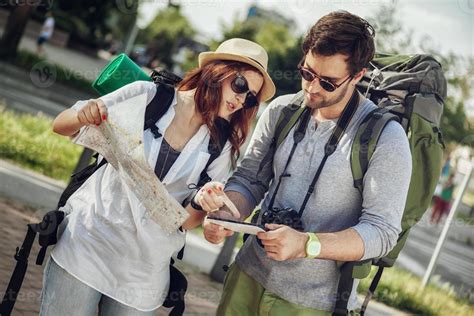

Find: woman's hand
<box><xmin>77</xmin><ymin>99</ymin><xmax>108</xmax><ymax>127</ymax></box>
<box><xmin>53</xmin><ymin>99</ymin><xmax>108</xmax><ymax>137</ymax></box>
<box><xmin>182</xmin><ymin>182</ymin><xmax>225</xmax><ymax>230</ymax></box>
<box><xmin>193</xmin><ymin>181</ymin><xmax>225</xmax><ymax>212</ymax></box>
<box><xmin>193</xmin><ymin>182</ymin><xmax>241</xmax><ymax>218</ymax></box>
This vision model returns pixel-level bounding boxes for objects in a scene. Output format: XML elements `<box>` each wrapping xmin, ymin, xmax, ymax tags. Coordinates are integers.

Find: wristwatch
<box><xmin>305</xmin><ymin>233</ymin><xmax>321</xmax><ymax>259</ymax></box>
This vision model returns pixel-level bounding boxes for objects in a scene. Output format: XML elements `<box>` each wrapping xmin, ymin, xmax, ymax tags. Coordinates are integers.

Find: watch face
<box><xmin>308</xmin><ymin>241</ymin><xmax>321</xmax><ymax>256</ymax></box>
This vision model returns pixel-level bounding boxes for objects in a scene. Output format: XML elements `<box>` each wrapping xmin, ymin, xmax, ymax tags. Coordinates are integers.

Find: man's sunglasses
<box><xmin>298</xmin><ymin>66</ymin><xmax>352</xmax><ymax>92</ymax></box>
<box><xmin>230</xmin><ymin>73</ymin><xmax>259</xmax><ymax>109</ymax></box>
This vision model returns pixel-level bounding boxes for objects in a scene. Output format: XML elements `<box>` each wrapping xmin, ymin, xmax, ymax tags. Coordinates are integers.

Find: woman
<box><xmin>431</xmin><ymin>173</ymin><xmax>455</xmax><ymax>224</ymax></box>
<box><xmin>40</xmin><ymin>38</ymin><xmax>275</xmax><ymax>315</ymax></box>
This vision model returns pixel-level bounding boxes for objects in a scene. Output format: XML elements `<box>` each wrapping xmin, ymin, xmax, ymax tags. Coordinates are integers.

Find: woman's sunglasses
<box><xmin>298</xmin><ymin>66</ymin><xmax>352</xmax><ymax>92</ymax></box>
<box><xmin>230</xmin><ymin>74</ymin><xmax>259</xmax><ymax>109</ymax></box>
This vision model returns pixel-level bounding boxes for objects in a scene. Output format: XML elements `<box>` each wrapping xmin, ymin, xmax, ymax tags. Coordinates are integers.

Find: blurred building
<box><xmin>246</xmin><ymin>4</ymin><xmax>296</xmax><ymax>29</ymax></box>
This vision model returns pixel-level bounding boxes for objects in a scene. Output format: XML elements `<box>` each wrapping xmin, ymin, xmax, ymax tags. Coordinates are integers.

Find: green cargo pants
<box><xmin>216</xmin><ymin>264</ymin><xmax>331</xmax><ymax>316</ymax></box>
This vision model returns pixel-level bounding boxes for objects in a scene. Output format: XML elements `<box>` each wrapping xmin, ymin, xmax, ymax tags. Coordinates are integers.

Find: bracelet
<box><xmin>190</xmin><ymin>190</ymin><xmax>204</xmax><ymax>211</ymax></box>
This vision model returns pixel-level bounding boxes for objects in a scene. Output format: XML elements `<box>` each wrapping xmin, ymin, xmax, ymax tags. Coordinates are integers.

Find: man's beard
<box><xmin>304</xmin><ymin>83</ymin><xmax>350</xmax><ymax>110</ymax></box>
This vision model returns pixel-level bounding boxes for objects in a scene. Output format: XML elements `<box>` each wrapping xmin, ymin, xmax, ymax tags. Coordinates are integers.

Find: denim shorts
<box><xmin>40</xmin><ymin>257</ymin><xmax>157</xmax><ymax>316</ymax></box>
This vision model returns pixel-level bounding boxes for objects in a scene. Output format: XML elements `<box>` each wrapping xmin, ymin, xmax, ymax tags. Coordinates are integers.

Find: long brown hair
<box><xmin>177</xmin><ymin>60</ymin><xmax>262</xmax><ymax>166</ymax></box>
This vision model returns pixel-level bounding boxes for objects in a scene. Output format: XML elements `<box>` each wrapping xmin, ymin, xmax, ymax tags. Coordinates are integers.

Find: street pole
<box><xmin>123</xmin><ymin>1</ymin><xmax>140</xmax><ymax>55</ymax></box>
<box><xmin>210</xmin><ymin>234</ymin><xmax>239</xmax><ymax>283</ymax></box>
<box><xmin>421</xmin><ymin>159</ymin><xmax>473</xmax><ymax>288</ymax></box>
<box><xmin>124</xmin><ymin>23</ymin><xmax>139</xmax><ymax>55</ymax></box>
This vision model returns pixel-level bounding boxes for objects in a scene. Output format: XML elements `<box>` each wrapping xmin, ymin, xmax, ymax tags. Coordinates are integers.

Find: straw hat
<box><xmin>198</xmin><ymin>38</ymin><xmax>276</xmax><ymax>102</ymax></box>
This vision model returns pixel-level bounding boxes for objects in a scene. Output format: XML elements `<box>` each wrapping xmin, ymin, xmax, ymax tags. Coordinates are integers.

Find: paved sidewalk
<box><xmin>0</xmin><ymin>197</ymin><xmax>223</xmax><ymax>315</ymax></box>
<box><xmin>0</xmin><ymin>195</ymin><xmax>409</xmax><ymax>316</ymax></box>
<box><xmin>0</xmin><ymin>26</ymin><xmax>108</xmax><ymax>79</ymax></box>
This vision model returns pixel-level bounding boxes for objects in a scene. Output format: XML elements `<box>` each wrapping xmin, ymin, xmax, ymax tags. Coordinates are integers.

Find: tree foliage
<box><xmin>0</xmin><ymin>1</ymin><xmax>41</xmax><ymax>59</ymax></box>
<box><xmin>217</xmin><ymin>14</ymin><xmax>302</xmax><ymax>96</ymax></box>
<box><xmin>366</xmin><ymin>3</ymin><xmax>473</xmax><ymax>145</ymax></box>
<box><xmin>137</xmin><ymin>5</ymin><xmax>196</xmax><ymax>69</ymax></box>
<box><xmin>46</xmin><ymin>0</ymin><xmax>129</xmax><ymax>49</ymax></box>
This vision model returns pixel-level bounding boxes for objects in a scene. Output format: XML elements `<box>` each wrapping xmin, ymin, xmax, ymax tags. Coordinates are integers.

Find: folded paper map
<box><xmin>73</xmin><ymin>93</ymin><xmax>189</xmax><ymax>234</ymax></box>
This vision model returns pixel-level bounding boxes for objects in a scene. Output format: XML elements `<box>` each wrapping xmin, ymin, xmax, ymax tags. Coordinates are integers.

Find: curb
<box><xmin>0</xmin><ymin>160</ymin><xmax>64</xmax><ymax>213</ymax></box>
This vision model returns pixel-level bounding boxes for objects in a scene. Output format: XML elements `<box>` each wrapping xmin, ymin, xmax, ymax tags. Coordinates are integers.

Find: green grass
<box><xmin>358</xmin><ymin>266</ymin><xmax>474</xmax><ymax>315</ymax></box>
<box><xmin>0</xmin><ymin>107</ymin><xmax>82</xmax><ymax>181</ymax></box>
<box><xmin>457</xmin><ymin>212</ymin><xmax>474</xmax><ymax>226</ymax></box>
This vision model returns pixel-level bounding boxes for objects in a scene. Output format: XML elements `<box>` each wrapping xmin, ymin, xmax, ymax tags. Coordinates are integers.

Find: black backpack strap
<box><xmin>34</xmin><ymin>210</ymin><xmax>66</xmax><ymax>265</ymax></box>
<box><xmin>144</xmin><ymin>69</ymin><xmax>182</xmax><ymax>138</ymax></box>
<box><xmin>151</xmin><ymin>69</ymin><xmax>183</xmax><ymax>87</ymax></box>
<box><xmin>351</xmin><ymin>108</ymin><xmax>400</xmax><ymax>195</ymax></box>
<box><xmin>332</xmin><ymin>260</ymin><xmax>371</xmax><ymax>316</ymax></box>
<box><xmin>144</xmin><ymin>83</ymin><xmax>176</xmax><ymax>139</ymax></box>
<box><xmin>333</xmin><ymin>261</ymin><xmax>356</xmax><ymax>316</ymax></box>
<box><xmin>58</xmin><ymin>154</ymin><xmax>108</xmax><ymax>209</ymax></box>
<box><xmin>197</xmin><ymin>117</ymin><xmax>231</xmax><ymax>187</ymax></box>
<box><xmin>359</xmin><ymin>266</ymin><xmax>385</xmax><ymax>316</ymax></box>
<box><xmin>0</xmin><ymin>225</ymin><xmax>36</xmax><ymax>315</ymax></box>
<box><xmin>163</xmin><ymin>261</ymin><xmax>188</xmax><ymax>316</ymax></box>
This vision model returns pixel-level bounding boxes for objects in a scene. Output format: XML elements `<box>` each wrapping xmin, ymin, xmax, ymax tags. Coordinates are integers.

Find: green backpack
<box><xmin>271</xmin><ymin>54</ymin><xmax>447</xmax><ymax>315</ymax></box>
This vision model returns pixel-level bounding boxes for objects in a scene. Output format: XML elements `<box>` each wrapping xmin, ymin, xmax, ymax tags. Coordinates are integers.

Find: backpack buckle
<box><xmin>372</xmin><ymin>111</ymin><xmax>383</xmax><ymax>119</ymax></box>
<box><xmin>149</xmin><ymin>125</ymin><xmax>162</xmax><ymax>139</ymax></box>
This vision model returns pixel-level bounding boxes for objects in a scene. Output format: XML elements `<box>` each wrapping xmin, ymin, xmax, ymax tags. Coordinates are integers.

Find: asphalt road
<box><xmin>0</xmin><ymin>62</ymin><xmax>93</xmax><ymax>117</ymax></box>
<box><xmin>399</xmin><ymin>216</ymin><xmax>474</xmax><ymax>300</ymax></box>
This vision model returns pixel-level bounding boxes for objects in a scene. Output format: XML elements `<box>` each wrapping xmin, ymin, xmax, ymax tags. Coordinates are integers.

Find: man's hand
<box><xmin>203</xmin><ymin>211</ymin><xmax>235</xmax><ymax>244</ymax></box>
<box><xmin>257</xmin><ymin>224</ymin><xmax>309</xmax><ymax>261</ymax></box>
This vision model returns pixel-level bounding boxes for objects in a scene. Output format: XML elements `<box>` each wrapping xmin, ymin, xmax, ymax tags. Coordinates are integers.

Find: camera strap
<box><xmin>298</xmin><ymin>90</ymin><xmax>359</xmax><ymax>215</ymax></box>
<box><xmin>267</xmin><ymin>90</ymin><xmax>360</xmax><ymax>214</ymax></box>
<box><xmin>268</xmin><ymin>106</ymin><xmax>312</xmax><ymax>209</ymax></box>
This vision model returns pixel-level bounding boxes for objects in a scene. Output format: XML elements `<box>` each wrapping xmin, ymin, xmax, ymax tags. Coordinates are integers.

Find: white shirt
<box><xmin>51</xmin><ymin>81</ymin><xmax>232</xmax><ymax>311</ymax></box>
<box><xmin>40</xmin><ymin>17</ymin><xmax>54</xmax><ymax>38</ymax></box>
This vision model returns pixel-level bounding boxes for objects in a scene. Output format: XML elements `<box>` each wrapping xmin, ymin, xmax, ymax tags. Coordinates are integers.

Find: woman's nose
<box><xmin>235</xmin><ymin>93</ymin><xmax>245</xmax><ymax>105</ymax></box>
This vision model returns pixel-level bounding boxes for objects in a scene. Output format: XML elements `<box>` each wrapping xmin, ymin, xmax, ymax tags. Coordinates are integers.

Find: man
<box><xmin>198</xmin><ymin>11</ymin><xmax>412</xmax><ymax>315</ymax></box>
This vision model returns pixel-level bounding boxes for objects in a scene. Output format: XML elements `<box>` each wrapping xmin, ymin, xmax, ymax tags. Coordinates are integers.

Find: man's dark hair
<box><xmin>302</xmin><ymin>11</ymin><xmax>375</xmax><ymax>75</ymax></box>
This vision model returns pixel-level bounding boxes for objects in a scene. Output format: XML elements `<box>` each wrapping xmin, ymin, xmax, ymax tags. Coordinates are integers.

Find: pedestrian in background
<box><xmin>36</xmin><ymin>11</ymin><xmax>55</xmax><ymax>56</ymax></box>
<box><xmin>431</xmin><ymin>173</ymin><xmax>455</xmax><ymax>224</ymax></box>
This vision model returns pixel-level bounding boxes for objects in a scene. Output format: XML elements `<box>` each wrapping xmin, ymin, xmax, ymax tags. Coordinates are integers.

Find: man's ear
<box><xmin>351</xmin><ymin>68</ymin><xmax>367</xmax><ymax>85</ymax></box>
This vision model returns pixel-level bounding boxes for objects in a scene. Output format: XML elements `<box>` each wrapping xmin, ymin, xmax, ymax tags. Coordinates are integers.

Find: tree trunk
<box><xmin>210</xmin><ymin>234</ymin><xmax>239</xmax><ymax>283</ymax></box>
<box><xmin>0</xmin><ymin>1</ymin><xmax>40</xmax><ymax>59</ymax></box>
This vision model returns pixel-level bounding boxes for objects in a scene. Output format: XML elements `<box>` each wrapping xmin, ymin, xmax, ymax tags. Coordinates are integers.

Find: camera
<box><xmin>252</xmin><ymin>207</ymin><xmax>305</xmax><ymax>247</ymax></box>
<box><xmin>242</xmin><ymin>207</ymin><xmax>305</xmax><ymax>246</ymax></box>
<box><xmin>260</xmin><ymin>207</ymin><xmax>304</xmax><ymax>231</ymax></box>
